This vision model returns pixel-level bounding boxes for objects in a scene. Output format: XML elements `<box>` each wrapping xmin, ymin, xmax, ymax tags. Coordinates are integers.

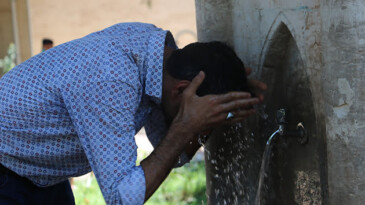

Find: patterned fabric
<box><xmin>0</xmin><ymin>23</ymin><xmax>177</xmax><ymax>205</ymax></box>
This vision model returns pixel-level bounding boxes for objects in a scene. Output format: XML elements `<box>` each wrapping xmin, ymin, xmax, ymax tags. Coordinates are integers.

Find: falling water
<box><xmin>254</xmin><ymin>129</ymin><xmax>280</xmax><ymax>205</ymax></box>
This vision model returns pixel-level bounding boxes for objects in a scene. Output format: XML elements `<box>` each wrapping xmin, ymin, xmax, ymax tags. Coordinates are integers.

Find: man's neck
<box><xmin>163</xmin><ymin>45</ymin><xmax>175</xmax><ymax>71</ymax></box>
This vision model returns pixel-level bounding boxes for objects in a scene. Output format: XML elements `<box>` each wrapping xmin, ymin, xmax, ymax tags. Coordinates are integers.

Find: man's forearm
<box><xmin>140</xmin><ymin>122</ymin><xmax>193</xmax><ymax>202</ymax></box>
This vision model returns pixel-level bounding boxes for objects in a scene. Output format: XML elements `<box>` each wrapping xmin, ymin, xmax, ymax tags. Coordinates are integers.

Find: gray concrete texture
<box><xmin>195</xmin><ymin>0</ymin><xmax>365</xmax><ymax>204</ymax></box>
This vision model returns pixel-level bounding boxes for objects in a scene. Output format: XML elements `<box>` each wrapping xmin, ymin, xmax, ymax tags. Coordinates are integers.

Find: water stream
<box><xmin>254</xmin><ymin>129</ymin><xmax>280</xmax><ymax>205</ymax></box>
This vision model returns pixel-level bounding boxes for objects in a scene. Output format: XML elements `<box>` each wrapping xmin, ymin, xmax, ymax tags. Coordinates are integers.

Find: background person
<box><xmin>41</xmin><ymin>38</ymin><xmax>54</xmax><ymax>52</ymax></box>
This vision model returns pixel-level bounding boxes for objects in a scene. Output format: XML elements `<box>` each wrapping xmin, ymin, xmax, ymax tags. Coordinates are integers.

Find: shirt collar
<box><xmin>145</xmin><ymin>31</ymin><xmax>177</xmax><ymax>104</ymax></box>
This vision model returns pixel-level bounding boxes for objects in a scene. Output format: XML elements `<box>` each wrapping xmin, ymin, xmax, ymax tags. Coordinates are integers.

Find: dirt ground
<box><xmin>28</xmin><ymin>0</ymin><xmax>197</xmax><ymax>55</ymax></box>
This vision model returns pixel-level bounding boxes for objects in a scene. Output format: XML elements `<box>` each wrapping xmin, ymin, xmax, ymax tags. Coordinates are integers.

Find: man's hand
<box><xmin>141</xmin><ymin>71</ymin><xmax>264</xmax><ymax>202</ymax></box>
<box><xmin>172</xmin><ymin>71</ymin><xmax>260</xmax><ymax>145</ymax></box>
<box><xmin>245</xmin><ymin>67</ymin><xmax>267</xmax><ymax>102</ymax></box>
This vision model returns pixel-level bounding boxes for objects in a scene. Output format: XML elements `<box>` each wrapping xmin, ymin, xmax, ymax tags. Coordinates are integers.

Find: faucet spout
<box><xmin>266</xmin><ymin>129</ymin><xmax>281</xmax><ymax>145</ymax></box>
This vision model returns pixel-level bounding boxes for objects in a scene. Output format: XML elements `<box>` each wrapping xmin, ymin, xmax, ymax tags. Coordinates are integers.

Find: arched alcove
<box><xmin>257</xmin><ymin>22</ymin><xmax>326</xmax><ymax>204</ymax></box>
<box><xmin>203</xmin><ymin>21</ymin><xmax>327</xmax><ymax>205</ymax></box>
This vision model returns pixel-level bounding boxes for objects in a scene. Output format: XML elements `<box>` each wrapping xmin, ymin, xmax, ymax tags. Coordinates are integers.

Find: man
<box><xmin>0</xmin><ymin>23</ymin><xmax>265</xmax><ymax>204</ymax></box>
<box><xmin>41</xmin><ymin>38</ymin><xmax>54</xmax><ymax>52</ymax></box>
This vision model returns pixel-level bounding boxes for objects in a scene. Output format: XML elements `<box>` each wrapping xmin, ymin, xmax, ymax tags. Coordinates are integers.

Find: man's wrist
<box><xmin>149</xmin><ymin>122</ymin><xmax>193</xmax><ymax>165</ymax></box>
<box><xmin>167</xmin><ymin>120</ymin><xmax>195</xmax><ymax>146</ymax></box>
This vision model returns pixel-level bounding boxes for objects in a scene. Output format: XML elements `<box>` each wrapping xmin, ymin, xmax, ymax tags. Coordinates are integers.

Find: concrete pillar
<box><xmin>196</xmin><ymin>0</ymin><xmax>365</xmax><ymax>204</ymax></box>
<box><xmin>320</xmin><ymin>1</ymin><xmax>365</xmax><ymax>204</ymax></box>
<box><xmin>13</xmin><ymin>0</ymin><xmax>32</xmax><ymax>63</ymax></box>
<box><xmin>0</xmin><ymin>0</ymin><xmax>31</xmax><ymax>69</ymax></box>
<box><xmin>0</xmin><ymin>0</ymin><xmax>15</xmax><ymax>59</ymax></box>
<box><xmin>195</xmin><ymin>0</ymin><xmax>233</xmax><ymax>45</ymax></box>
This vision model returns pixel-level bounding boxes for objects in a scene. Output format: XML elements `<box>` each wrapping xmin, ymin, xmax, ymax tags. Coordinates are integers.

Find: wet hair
<box><xmin>42</xmin><ymin>39</ymin><xmax>53</xmax><ymax>45</ymax></box>
<box><xmin>166</xmin><ymin>41</ymin><xmax>249</xmax><ymax>96</ymax></box>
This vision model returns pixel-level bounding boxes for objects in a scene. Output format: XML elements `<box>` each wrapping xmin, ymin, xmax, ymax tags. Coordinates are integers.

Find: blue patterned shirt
<box><xmin>0</xmin><ymin>23</ymin><xmax>177</xmax><ymax>205</ymax></box>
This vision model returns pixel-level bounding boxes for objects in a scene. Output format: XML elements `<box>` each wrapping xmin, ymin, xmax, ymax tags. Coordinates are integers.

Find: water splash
<box><xmin>205</xmin><ymin>122</ymin><xmax>259</xmax><ymax>204</ymax></box>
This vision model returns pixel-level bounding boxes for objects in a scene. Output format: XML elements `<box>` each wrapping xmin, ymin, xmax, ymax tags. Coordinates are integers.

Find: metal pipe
<box><xmin>266</xmin><ymin>129</ymin><xmax>280</xmax><ymax>145</ymax></box>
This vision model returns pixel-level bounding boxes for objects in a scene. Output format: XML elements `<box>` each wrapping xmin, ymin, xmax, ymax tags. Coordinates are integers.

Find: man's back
<box><xmin>0</xmin><ymin>22</ymin><xmax>169</xmax><ymax>204</ymax></box>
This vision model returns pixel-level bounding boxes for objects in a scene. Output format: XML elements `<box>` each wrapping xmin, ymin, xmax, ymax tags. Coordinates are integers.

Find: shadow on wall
<box><xmin>257</xmin><ymin>22</ymin><xmax>326</xmax><ymax>204</ymax></box>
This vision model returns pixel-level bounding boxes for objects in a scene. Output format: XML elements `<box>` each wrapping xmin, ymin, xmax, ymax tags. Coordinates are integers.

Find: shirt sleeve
<box><xmin>64</xmin><ymin>79</ymin><xmax>145</xmax><ymax>205</ymax></box>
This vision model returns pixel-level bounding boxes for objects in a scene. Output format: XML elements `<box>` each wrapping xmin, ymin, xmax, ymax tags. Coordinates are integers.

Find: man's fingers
<box><xmin>248</xmin><ymin>79</ymin><xmax>267</xmax><ymax>91</ymax></box>
<box><xmin>185</xmin><ymin>71</ymin><xmax>205</xmax><ymax>95</ymax></box>
<box><xmin>218</xmin><ymin>97</ymin><xmax>259</xmax><ymax>113</ymax></box>
<box><xmin>216</xmin><ymin>92</ymin><xmax>252</xmax><ymax>104</ymax></box>
<box><xmin>248</xmin><ymin>79</ymin><xmax>267</xmax><ymax>102</ymax></box>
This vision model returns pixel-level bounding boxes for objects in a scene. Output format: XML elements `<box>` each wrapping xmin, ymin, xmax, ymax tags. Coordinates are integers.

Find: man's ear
<box><xmin>172</xmin><ymin>80</ymin><xmax>191</xmax><ymax>97</ymax></box>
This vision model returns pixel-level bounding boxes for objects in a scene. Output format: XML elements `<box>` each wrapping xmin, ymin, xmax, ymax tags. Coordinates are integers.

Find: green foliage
<box><xmin>0</xmin><ymin>43</ymin><xmax>16</xmax><ymax>74</ymax></box>
<box><xmin>147</xmin><ymin>162</ymin><xmax>206</xmax><ymax>205</ymax></box>
<box><xmin>72</xmin><ymin>175</ymin><xmax>105</xmax><ymax>205</ymax></box>
<box><xmin>72</xmin><ymin>161</ymin><xmax>206</xmax><ymax>205</ymax></box>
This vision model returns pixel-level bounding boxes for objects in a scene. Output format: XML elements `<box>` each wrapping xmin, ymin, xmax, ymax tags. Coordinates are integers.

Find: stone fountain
<box><xmin>195</xmin><ymin>0</ymin><xmax>365</xmax><ymax>204</ymax></box>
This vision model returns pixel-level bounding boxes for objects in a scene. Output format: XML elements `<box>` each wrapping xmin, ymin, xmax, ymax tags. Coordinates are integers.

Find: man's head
<box><xmin>162</xmin><ymin>41</ymin><xmax>249</xmax><ymax>124</ymax></box>
<box><xmin>42</xmin><ymin>39</ymin><xmax>54</xmax><ymax>51</ymax></box>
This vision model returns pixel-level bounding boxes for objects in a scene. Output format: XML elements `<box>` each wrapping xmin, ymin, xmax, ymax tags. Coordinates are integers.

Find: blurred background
<box><xmin>0</xmin><ymin>0</ymin><xmax>205</xmax><ymax>204</ymax></box>
<box><xmin>1</xmin><ymin>0</ymin><xmax>197</xmax><ymax>73</ymax></box>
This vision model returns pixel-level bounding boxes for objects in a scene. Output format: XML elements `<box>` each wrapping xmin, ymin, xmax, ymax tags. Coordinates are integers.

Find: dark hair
<box><xmin>166</xmin><ymin>41</ymin><xmax>249</xmax><ymax>96</ymax></box>
<box><xmin>42</xmin><ymin>39</ymin><xmax>53</xmax><ymax>45</ymax></box>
